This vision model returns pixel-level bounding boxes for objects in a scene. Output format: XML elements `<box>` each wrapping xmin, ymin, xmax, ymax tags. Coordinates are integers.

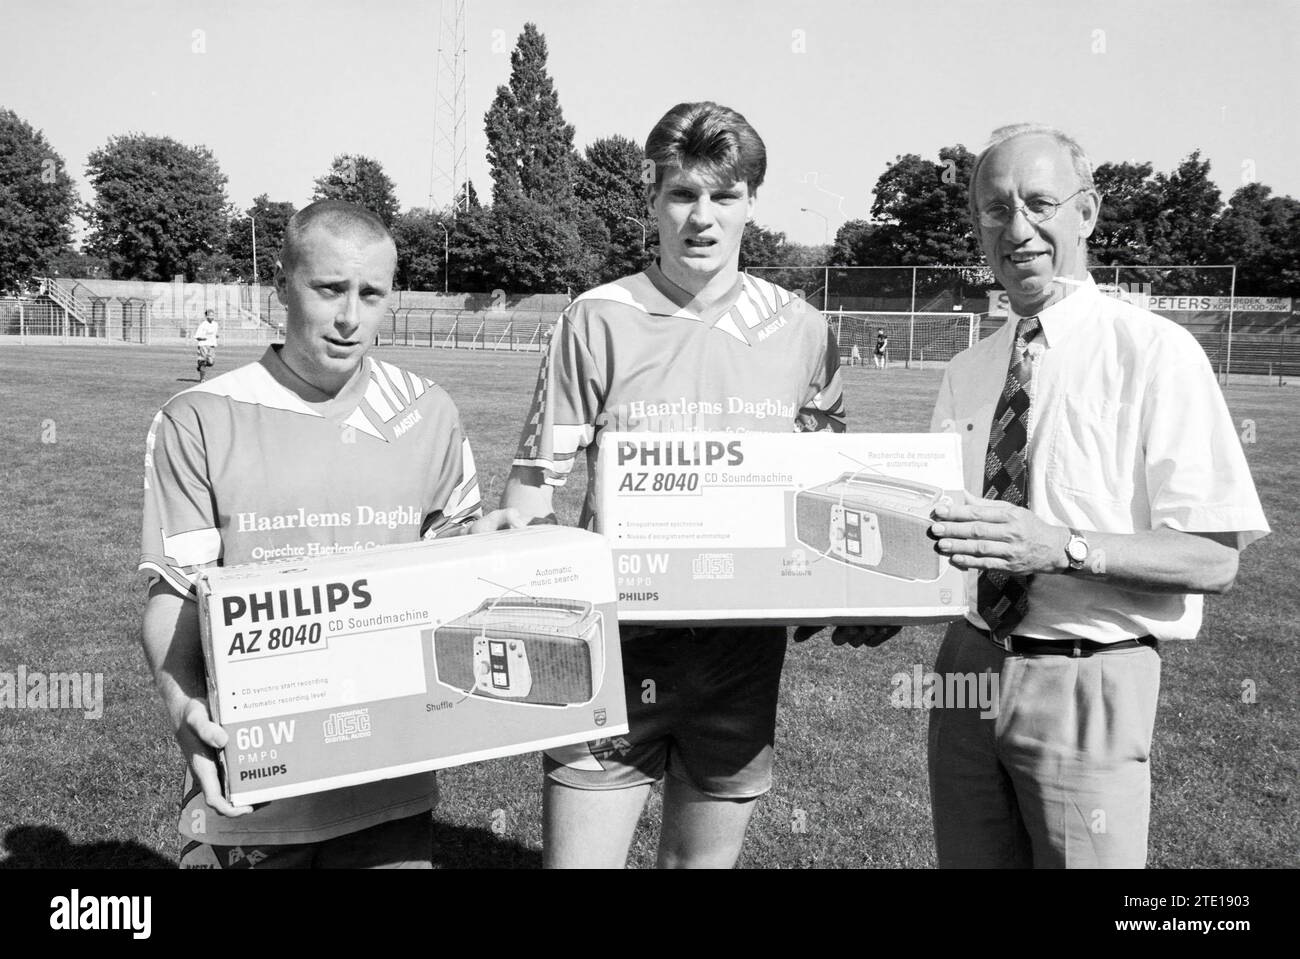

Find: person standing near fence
<box><xmin>193</xmin><ymin>309</ymin><xmax>219</xmax><ymax>382</ymax></box>
<box><xmin>924</xmin><ymin>123</ymin><xmax>1269</xmax><ymax>867</ymax></box>
<box><xmin>873</xmin><ymin>328</ymin><xmax>888</xmax><ymax>368</ymax></box>
<box><xmin>500</xmin><ymin>100</ymin><xmax>845</xmax><ymax>869</ymax></box>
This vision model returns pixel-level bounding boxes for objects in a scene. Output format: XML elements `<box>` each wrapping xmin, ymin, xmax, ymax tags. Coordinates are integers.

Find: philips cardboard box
<box><xmin>196</xmin><ymin>526</ymin><xmax>627</xmax><ymax>805</ymax></box>
<box><xmin>596</xmin><ymin>431</ymin><xmax>967</xmax><ymax>625</ymax></box>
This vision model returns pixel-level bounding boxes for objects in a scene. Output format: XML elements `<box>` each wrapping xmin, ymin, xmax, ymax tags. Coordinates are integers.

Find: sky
<box><xmin>3</xmin><ymin>0</ymin><xmax>1298</xmax><ymax>245</ymax></box>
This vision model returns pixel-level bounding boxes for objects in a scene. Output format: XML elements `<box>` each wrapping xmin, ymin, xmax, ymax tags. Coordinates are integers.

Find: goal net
<box><xmin>831</xmin><ymin>311</ymin><xmax>978</xmax><ymax>368</ymax></box>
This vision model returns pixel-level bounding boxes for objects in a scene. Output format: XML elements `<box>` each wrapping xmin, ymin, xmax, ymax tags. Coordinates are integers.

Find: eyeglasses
<box><xmin>977</xmin><ymin>188</ymin><xmax>1087</xmax><ymax>228</ymax></box>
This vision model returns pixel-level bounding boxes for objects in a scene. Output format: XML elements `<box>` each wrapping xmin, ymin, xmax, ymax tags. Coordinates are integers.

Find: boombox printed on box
<box><xmin>596</xmin><ymin>431</ymin><xmax>968</xmax><ymax>626</ymax></box>
<box><xmin>197</xmin><ymin>526</ymin><xmax>627</xmax><ymax>806</ymax></box>
<box><xmin>793</xmin><ymin>473</ymin><xmax>952</xmax><ymax>581</ymax></box>
<box><xmin>431</xmin><ymin>596</ymin><xmax>605</xmax><ymax>706</ymax></box>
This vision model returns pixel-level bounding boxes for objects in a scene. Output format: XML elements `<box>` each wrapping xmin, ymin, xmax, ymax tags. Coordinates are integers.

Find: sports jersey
<box><xmin>140</xmin><ymin>344</ymin><xmax>481</xmax><ymax>846</ymax></box>
<box><xmin>194</xmin><ymin>320</ymin><xmax>219</xmax><ymax>346</ymax></box>
<box><xmin>514</xmin><ymin>262</ymin><xmax>845</xmax><ymax>527</ymax></box>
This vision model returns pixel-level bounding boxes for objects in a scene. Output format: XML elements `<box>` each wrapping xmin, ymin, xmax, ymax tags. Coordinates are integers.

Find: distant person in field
<box><xmin>873</xmin><ymin>328</ymin><xmax>888</xmax><ymax>368</ymax></box>
<box><xmin>194</xmin><ymin>310</ymin><xmax>219</xmax><ymax>382</ymax></box>
<box><xmin>500</xmin><ymin>100</ymin><xmax>846</xmax><ymax>868</ymax></box>
<box><xmin>921</xmin><ymin>123</ymin><xmax>1269</xmax><ymax>867</ymax></box>
<box><xmin>850</xmin><ymin>342</ymin><xmax>861</xmax><ymax>366</ymax></box>
<box><xmin>139</xmin><ymin>199</ymin><xmax>516</xmax><ymax>869</ymax></box>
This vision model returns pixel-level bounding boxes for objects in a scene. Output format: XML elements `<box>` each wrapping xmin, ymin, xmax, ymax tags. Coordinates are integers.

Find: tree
<box><xmin>0</xmin><ymin>109</ymin><xmax>78</xmax><ymax>292</ymax></box>
<box><xmin>481</xmin><ymin>196</ymin><xmax>601</xmax><ymax>293</ymax></box>
<box><xmin>393</xmin><ymin>208</ymin><xmax>453</xmax><ymax>291</ymax></box>
<box><xmin>576</xmin><ymin>134</ymin><xmax>653</xmax><ymax>281</ymax></box>
<box><xmin>739</xmin><ymin>222</ymin><xmax>787</xmax><ymax>269</ymax></box>
<box><xmin>445</xmin><ymin>205</ymin><xmax>497</xmax><ymax>291</ymax></box>
<box><xmin>830</xmin><ymin>219</ymin><xmax>888</xmax><ymax>266</ymax></box>
<box><xmin>484</xmin><ymin>23</ymin><xmax>579</xmax><ymax>207</ymax></box>
<box><xmin>455</xmin><ymin>179</ymin><xmax>482</xmax><ymax>212</ymax></box>
<box><xmin>866</xmin><ymin>145</ymin><xmax>982</xmax><ymax>265</ymax></box>
<box><xmin>85</xmin><ymin>134</ymin><xmax>230</xmax><ymax>281</ymax></box>
<box><xmin>1212</xmin><ymin>183</ymin><xmax>1300</xmax><ymax>296</ymax></box>
<box><xmin>576</xmin><ymin>135</ymin><xmax>645</xmax><ymax>224</ymax></box>
<box><xmin>1151</xmin><ymin>150</ymin><xmax>1221</xmax><ymax>264</ymax></box>
<box><xmin>1267</xmin><ymin>197</ymin><xmax>1300</xmax><ymax>296</ymax></box>
<box><xmin>228</xmin><ymin>195</ymin><xmax>295</xmax><ymax>283</ymax></box>
<box><xmin>1091</xmin><ymin>161</ymin><xmax>1162</xmax><ymax>265</ymax></box>
<box><xmin>48</xmin><ymin>250</ymin><xmax>110</xmax><ymax>280</ymax></box>
<box><xmin>480</xmin><ymin>22</ymin><xmax>609</xmax><ymax>292</ymax></box>
<box><xmin>312</xmin><ymin>155</ymin><xmax>400</xmax><ymax>227</ymax></box>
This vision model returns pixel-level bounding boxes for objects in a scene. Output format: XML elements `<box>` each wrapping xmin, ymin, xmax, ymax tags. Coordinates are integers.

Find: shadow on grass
<box><xmin>0</xmin><ymin>822</ymin><xmax>540</xmax><ymax>869</ymax></box>
<box><xmin>430</xmin><ymin>821</ymin><xmax>541</xmax><ymax>869</ymax></box>
<box><xmin>0</xmin><ymin>825</ymin><xmax>175</xmax><ymax>869</ymax></box>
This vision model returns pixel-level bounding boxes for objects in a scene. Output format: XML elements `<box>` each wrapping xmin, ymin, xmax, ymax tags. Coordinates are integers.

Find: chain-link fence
<box><xmin>747</xmin><ymin>264</ymin><xmax>1300</xmax><ymax>380</ymax></box>
<box><xmin>375</xmin><ymin>309</ymin><xmax>554</xmax><ymax>351</ymax></box>
<box><xmin>0</xmin><ymin>299</ymin><xmax>284</xmax><ymax>346</ymax></box>
<box><xmin>11</xmin><ymin>266</ymin><xmax>1299</xmax><ymax>381</ymax></box>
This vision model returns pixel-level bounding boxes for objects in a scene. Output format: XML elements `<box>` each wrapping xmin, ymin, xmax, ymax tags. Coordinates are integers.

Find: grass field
<box><xmin>0</xmin><ymin>342</ymin><xmax>1295</xmax><ymax>869</ymax></box>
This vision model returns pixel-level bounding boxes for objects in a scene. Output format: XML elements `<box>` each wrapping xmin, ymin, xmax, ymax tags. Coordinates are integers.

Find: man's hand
<box><xmin>793</xmin><ymin>624</ymin><xmax>903</xmax><ymax>647</ymax></box>
<box><xmin>930</xmin><ymin>496</ymin><xmax>1067</xmax><ymax>575</ymax></box>
<box><xmin>176</xmin><ymin>697</ymin><xmax>254</xmax><ymax>818</ymax></box>
<box><xmin>468</xmin><ymin>508</ymin><xmax>527</xmax><ymax>534</ymax></box>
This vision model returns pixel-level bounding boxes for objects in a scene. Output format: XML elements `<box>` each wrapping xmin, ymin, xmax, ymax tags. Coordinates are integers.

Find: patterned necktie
<box><xmin>978</xmin><ymin>315</ymin><xmax>1041</xmax><ymax>639</ymax></box>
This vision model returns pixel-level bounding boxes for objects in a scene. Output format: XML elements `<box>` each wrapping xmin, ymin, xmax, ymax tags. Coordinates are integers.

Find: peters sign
<box><xmin>987</xmin><ymin>286</ymin><xmax>1291</xmax><ymax>316</ymax></box>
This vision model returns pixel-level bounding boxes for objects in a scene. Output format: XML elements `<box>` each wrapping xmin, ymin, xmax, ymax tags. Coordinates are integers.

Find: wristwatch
<box><xmin>1064</xmin><ymin>528</ymin><xmax>1089</xmax><ymax>571</ymax></box>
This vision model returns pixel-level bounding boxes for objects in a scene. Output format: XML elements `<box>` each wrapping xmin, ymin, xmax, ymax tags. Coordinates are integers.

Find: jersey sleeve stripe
<box><xmin>512</xmin><ymin>456</ymin><xmax>579</xmax><ymax>486</ymax></box>
<box><xmin>443</xmin><ymin>438</ymin><xmax>483</xmax><ymax>520</ymax></box>
<box><xmin>512</xmin><ymin>452</ymin><xmax>578</xmax><ymax>469</ymax></box>
<box><xmin>162</xmin><ymin>527</ymin><xmax>223</xmax><ymax>567</ymax></box>
<box><xmin>138</xmin><ymin>560</ymin><xmax>197</xmax><ymax>597</ymax></box>
<box><xmin>553</xmin><ymin>423</ymin><xmax>595</xmax><ymax>454</ymax></box>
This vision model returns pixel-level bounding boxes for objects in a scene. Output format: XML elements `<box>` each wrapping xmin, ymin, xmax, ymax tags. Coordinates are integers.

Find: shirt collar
<box><xmin>260</xmin><ymin>345</ymin><xmax>374</xmax><ymax>424</ymax></box>
<box><xmin>1006</xmin><ymin>274</ymin><xmax>1100</xmax><ymax>349</ymax></box>
<box><xmin>644</xmin><ymin>260</ymin><xmax>744</xmax><ymax>325</ymax></box>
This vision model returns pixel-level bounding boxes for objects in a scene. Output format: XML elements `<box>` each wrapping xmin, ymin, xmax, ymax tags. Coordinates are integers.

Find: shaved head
<box><xmin>279</xmin><ymin>199</ymin><xmax>394</xmax><ymax>274</ymax></box>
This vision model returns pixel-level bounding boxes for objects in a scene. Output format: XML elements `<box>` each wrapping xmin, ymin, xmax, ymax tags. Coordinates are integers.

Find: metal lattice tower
<box><xmin>429</xmin><ymin>0</ymin><xmax>468</xmax><ymax>216</ymax></box>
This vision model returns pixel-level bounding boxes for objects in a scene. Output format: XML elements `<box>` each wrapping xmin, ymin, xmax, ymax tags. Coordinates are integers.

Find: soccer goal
<box><xmin>832</xmin><ymin>310</ymin><xmax>978</xmax><ymax>369</ymax></box>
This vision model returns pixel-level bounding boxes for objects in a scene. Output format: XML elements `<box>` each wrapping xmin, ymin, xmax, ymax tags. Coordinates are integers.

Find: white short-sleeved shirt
<box><xmin>932</xmin><ymin>277</ymin><xmax>1269</xmax><ymax>641</ymax></box>
<box><xmin>194</xmin><ymin>319</ymin><xmax>219</xmax><ymax>345</ymax></box>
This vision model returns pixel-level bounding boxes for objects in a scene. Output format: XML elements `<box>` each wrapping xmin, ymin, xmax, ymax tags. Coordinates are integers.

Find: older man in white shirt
<box><xmin>925</xmin><ymin>123</ymin><xmax>1269</xmax><ymax>868</ymax></box>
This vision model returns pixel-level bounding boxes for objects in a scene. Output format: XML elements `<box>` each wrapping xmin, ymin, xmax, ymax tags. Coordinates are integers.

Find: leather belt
<box><xmin>967</xmin><ymin>622</ymin><xmax>1158</xmax><ymax>657</ymax></box>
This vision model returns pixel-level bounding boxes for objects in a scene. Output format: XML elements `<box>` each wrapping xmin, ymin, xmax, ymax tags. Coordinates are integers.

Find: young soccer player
<box><xmin>503</xmin><ymin>101</ymin><xmax>846</xmax><ymax>868</ymax></box>
<box><xmin>140</xmin><ymin>200</ymin><xmax>512</xmax><ymax>868</ymax></box>
<box><xmin>194</xmin><ymin>309</ymin><xmax>219</xmax><ymax>382</ymax></box>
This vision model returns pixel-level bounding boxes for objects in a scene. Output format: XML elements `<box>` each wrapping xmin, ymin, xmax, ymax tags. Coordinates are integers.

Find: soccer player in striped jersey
<box><xmin>503</xmin><ymin>101</ymin><xmax>846</xmax><ymax>868</ymax></box>
<box><xmin>139</xmin><ymin>200</ymin><xmax>512</xmax><ymax>869</ymax></box>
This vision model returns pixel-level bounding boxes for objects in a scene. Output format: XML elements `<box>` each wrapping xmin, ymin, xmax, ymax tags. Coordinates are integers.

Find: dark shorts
<box><xmin>177</xmin><ymin>812</ymin><xmax>433</xmax><ymax>869</ymax></box>
<box><xmin>543</xmin><ymin>626</ymin><xmax>787</xmax><ymax>799</ymax></box>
